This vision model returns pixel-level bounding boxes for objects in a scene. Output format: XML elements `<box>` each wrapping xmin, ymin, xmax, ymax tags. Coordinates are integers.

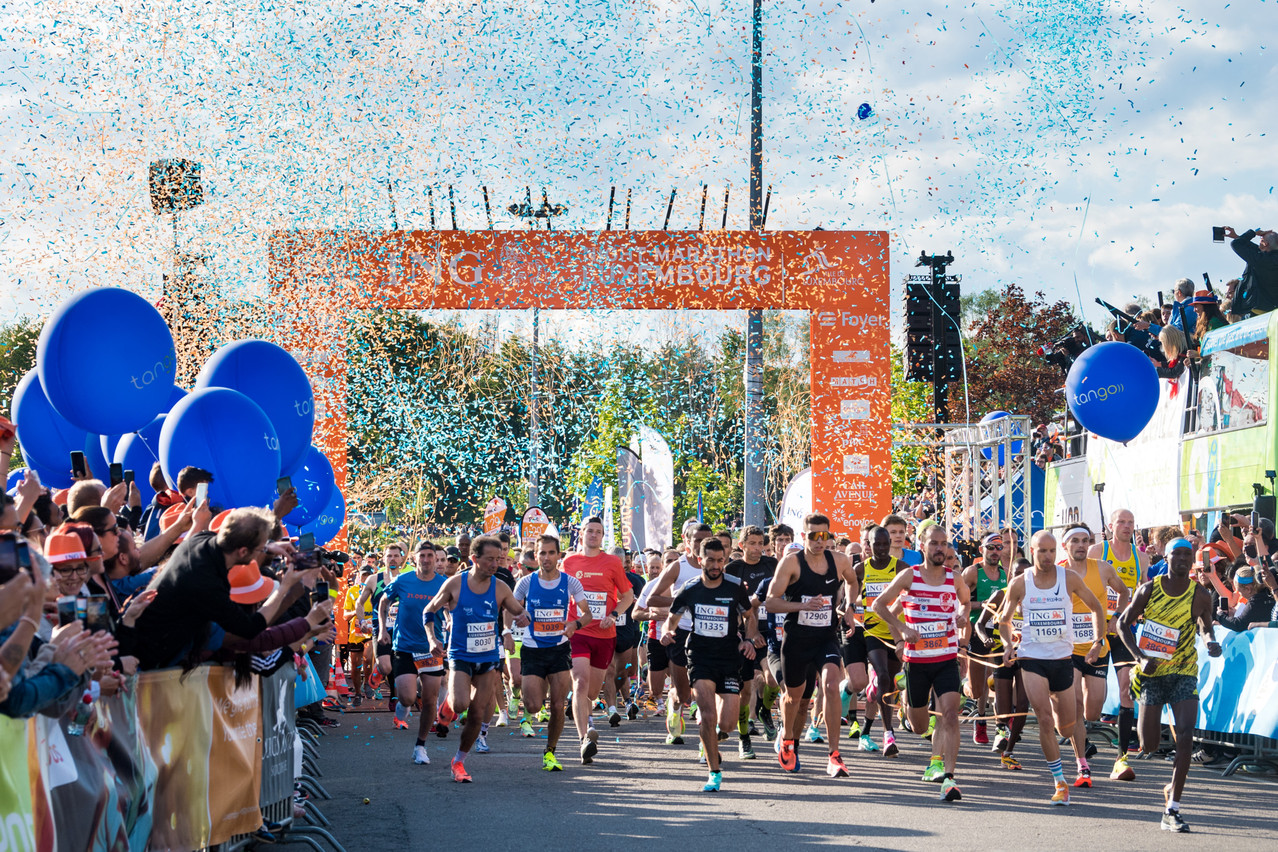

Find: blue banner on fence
<box><xmin>1103</xmin><ymin>627</ymin><xmax>1278</xmax><ymax>738</ymax></box>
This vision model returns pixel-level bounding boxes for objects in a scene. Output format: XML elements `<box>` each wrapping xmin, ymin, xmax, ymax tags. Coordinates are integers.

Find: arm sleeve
<box><xmin>512</xmin><ymin>574</ymin><xmax>531</xmax><ymax>604</ymax></box>
<box><xmin>220</xmin><ymin>617</ymin><xmax>310</xmax><ymax>653</ymax></box>
<box><xmin>669</xmin><ymin>586</ymin><xmax>693</xmax><ymax>619</ymax></box>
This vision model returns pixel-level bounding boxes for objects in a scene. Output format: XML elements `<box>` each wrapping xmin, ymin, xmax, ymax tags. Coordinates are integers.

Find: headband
<box><xmin>1167</xmin><ymin>538</ymin><xmax>1193</xmax><ymax>552</ymax></box>
<box><xmin>982</xmin><ymin>533</ymin><xmax>1002</xmax><ymax>546</ymax></box>
<box><xmin>1064</xmin><ymin>527</ymin><xmax>1090</xmax><ymax>541</ymax></box>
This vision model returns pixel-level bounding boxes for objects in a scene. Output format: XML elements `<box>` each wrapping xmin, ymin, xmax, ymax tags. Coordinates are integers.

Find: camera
<box><xmin>1038</xmin><ymin>325</ymin><xmax>1091</xmax><ymax>372</ymax></box>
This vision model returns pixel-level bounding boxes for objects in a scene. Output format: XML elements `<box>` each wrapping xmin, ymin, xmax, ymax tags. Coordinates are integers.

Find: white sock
<box><xmin>1167</xmin><ymin>798</ymin><xmax>1180</xmax><ymax>812</ymax></box>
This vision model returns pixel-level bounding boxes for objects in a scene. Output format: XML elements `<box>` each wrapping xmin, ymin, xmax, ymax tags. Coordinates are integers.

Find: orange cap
<box><xmin>228</xmin><ymin>560</ymin><xmax>275</xmax><ymax>604</ymax></box>
<box><xmin>45</xmin><ymin>531</ymin><xmax>88</xmax><ymax>564</ymax></box>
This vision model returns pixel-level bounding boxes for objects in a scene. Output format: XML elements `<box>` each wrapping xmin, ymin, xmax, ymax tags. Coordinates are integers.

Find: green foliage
<box><xmin>890</xmin><ymin>346</ymin><xmax>934</xmax><ymax>496</ymax></box>
<box><xmin>0</xmin><ymin>318</ymin><xmax>44</xmax><ymax>468</ymax></box>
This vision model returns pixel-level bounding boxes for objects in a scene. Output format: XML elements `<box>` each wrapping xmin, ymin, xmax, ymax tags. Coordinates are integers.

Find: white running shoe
<box><xmin>496</xmin><ymin>709</ymin><xmax>510</xmax><ymax>727</ymax></box>
<box><xmin>413</xmin><ymin>745</ymin><xmax>430</xmax><ymax>765</ymax></box>
<box><xmin>475</xmin><ymin>733</ymin><xmax>490</xmax><ymax>753</ymax></box>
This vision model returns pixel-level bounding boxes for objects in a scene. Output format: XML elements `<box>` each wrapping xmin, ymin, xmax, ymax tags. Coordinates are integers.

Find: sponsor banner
<box><xmin>778</xmin><ymin>468</ymin><xmax>812</xmax><ymax>533</ymax></box>
<box><xmin>617</xmin><ymin>447</ymin><xmax>645</xmax><ymax>552</ymax></box>
<box><xmin>207</xmin><ymin>668</ymin><xmax>264</xmax><ymax>843</ymax></box>
<box><xmin>603</xmin><ymin>486</ymin><xmax>616</xmax><ymax>549</ymax></box>
<box><xmin>521</xmin><ymin>506</ymin><xmax>551</xmax><ymax>542</ymax></box>
<box><xmin>583</xmin><ymin>477</ymin><xmax>605</xmax><ymax>521</ymax></box>
<box><xmin>634</xmin><ymin>425</ymin><xmax>674</xmax><ymax>550</ymax></box>
<box><xmin>482</xmin><ymin>496</ymin><xmax>507</xmax><ymax>535</ymax></box>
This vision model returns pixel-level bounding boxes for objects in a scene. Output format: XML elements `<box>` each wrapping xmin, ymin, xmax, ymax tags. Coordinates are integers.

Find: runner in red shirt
<box><xmin>562</xmin><ymin>516</ymin><xmax>635</xmax><ymax>765</ymax></box>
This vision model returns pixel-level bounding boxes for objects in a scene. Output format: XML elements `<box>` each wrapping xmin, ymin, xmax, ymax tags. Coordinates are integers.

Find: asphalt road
<box><xmin>297</xmin><ymin>704</ymin><xmax>1278</xmax><ymax>852</ymax></box>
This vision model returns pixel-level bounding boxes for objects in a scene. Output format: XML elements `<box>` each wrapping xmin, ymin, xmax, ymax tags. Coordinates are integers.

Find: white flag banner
<box><xmin>635</xmin><ymin>425</ymin><xmax>674</xmax><ymax>550</ymax></box>
<box><xmin>603</xmin><ymin>486</ymin><xmax>616</xmax><ymax>549</ymax></box>
<box><xmin>779</xmin><ymin>468</ymin><xmax>812</xmax><ymax>535</ymax></box>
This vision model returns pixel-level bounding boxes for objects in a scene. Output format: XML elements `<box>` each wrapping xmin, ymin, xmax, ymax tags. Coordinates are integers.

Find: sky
<box><xmin>1</xmin><ymin>0</ymin><xmax>1274</xmax><ymax>344</ymax></box>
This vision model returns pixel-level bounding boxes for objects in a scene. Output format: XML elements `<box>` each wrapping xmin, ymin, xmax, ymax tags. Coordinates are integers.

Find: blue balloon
<box><xmin>979</xmin><ymin>410</ymin><xmax>1026</xmax><ymax>464</ymax></box>
<box><xmin>6</xmin><ymin>467</ymin><xmax>26</xmax><ymax>494</ymax></box>
<box><xmin>305</xmin><ymin>487</ymin><xmax>346</xmax><ymax>549</ymax></box>
<box><xmin>112</xmin><ymin>432</ymin><xmax>160</xmax><ymax>508</ymax></box>
<box><xmin>84</xmin><ymin>433</ymin><xmax>110</xmax><ymax>484</ymax></box>
<box><xmin>1065</xmin><ymin>341</ymin><xmax>1159</xmax><ymax>444</ymax></box>
<box><xmin>101</xmin><ymin>384</ymin><xmax>186</xmax><ymax>466</ymax></box>
<box><xmin>196</xmin><ymin>340</ymin><xmax>314</xmax><ymax>476</ymax></box>
<box><xmin>284</xmin><ymin>445</ymin><xmax>336</xmax><ymax>527</ymax></box>
<box><xmin>37</xmin><ymin>287</ymin><xmax>177</xmax><ymax>434</ymax></box>
<box><xmin>159</xmin><ymin>388</ymin><xmax>281</xmax><ymax>510</ymax></box>
<box><xmin>12</xmin><ymin>369</ymin><xmax>87</xmax><ymax>481</ymax></box>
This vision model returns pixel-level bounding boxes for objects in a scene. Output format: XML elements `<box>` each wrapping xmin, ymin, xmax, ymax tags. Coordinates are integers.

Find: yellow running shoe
<box><xmin>1051</xmin><ymin>781</ymin><xmax>1070</xmax><ymax>806</ymax></box>
<box><xmin>543</xmin><ymin>750</ymin><xmax>563</xmax><ymax>772</ymax></box>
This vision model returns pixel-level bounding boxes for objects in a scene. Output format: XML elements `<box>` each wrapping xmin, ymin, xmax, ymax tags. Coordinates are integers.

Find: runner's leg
<box><xmin>547</xmin><ymin>671</ymin><xmax>572</xmax><ymax>753</ymax></box>
<box><xmin>693</xmin><ymin>679</ymin><xmax>722</xmax><ymax>772</ymax></box>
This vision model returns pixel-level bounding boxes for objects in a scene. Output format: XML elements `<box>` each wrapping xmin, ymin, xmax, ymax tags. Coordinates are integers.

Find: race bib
<box><xmin>532</xmin><ymin>607</ymin><xmax>566</xmax><ymax>638</ymax></box>
<box><xmin>385</xmin><ymin>603</ymin><xmax>399</xmax><ymax>631</ymax></box>
<box><xmin>914</xmin><ymin>619</ymin><xmax>948</xmax><ymax>651</ymax></box>
<box><xmin>1025</xmin><ymin>608</ymin><xmax>1067</xmax><ymax>643</ymax></box>
<box><xmin>694</xmin><ymin>603</ymin><xmax>729</xmax><ymax>638</ymax></box>
<box><xmin>757</xmin><ymin>603</ymin><xmax>768</xmax><ymax>621</ymax></box>
<box><xmin>798</xmin><ymin>596</ymin><xmax>832</xmax><ymax>627</ymax></box>
<box><xmin>1106</xmin><ymin>586</ymin><xmax>1121</xmax><ymax>618</ymax></box>
<box><xmin>583</xmin><ymin>590</ymin><xmax>608</xmax><ymax>621</ymax></box>
<box><xmin>1071</xmin><ymin>612</ymin><xmax>1097</xmax><ymax>644</ymax></box>
<box><xmin>864</xmin><ymin>582</ymin><xmax>888</xmax><ymax>610</ymax></box>
<box><xmin>466</xmin><ymin>621</ymin><xmax>496</xmax><ymax>654</ymax></box>
<box><xmin>511</xmin><ymin>624</ymin><xmax>528</xmax><ymax>643</ymax></box>
<box><xmin>614</xmin><ymin>612</ymin><xmax>628</xmax><ymax>626</ymax></box>
<box><xmin>412</xmin><ymin>651</ymin><xmax>443</xmax><ymax>672</ymax></box>
<box><xmin>1137</xmin><ymin>619</ymin><xmax>1180</xmax><ymax>661</ymax></box>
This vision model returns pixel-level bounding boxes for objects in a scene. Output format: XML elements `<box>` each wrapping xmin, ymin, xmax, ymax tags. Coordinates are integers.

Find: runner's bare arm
<box><xmin>1193</xmin><ymin>585</ymin><xmax>1222</xmax><ymax>658</ymax></box>
<box><xmin>954</xmin><ymin>573</ymin><xmax>972</xmax><ymax>629</ymax></box>
<box><xmin>424</xmin><ymin>576</ymin><xmax>459</xmax><ymax>615</ymax></box>
<box><xmin>997</xmin><ymin>578</ymin><xmax>1025</xmax><ymax>663</ymax></box>
<box><xmin>642</xmin><ymin>561</ymin><xmax>683</xmax><ymax>608</ymax></box>
<box><xmin>1117</xmin><ymin>581</ymin><xmax>1153</xmax><ymax>661</ymax></box>
<box><xmin>765</xmin><ymin>555</ymin><xmax>816</xmax><ymax>613</ymax></box>
<box><xmin>1100</xmin><ymin>563</ymin><xmax>1131</xmax><ymax>632</ymax></box>
<box><xmin>497</xmin><ymin>582</ymin><xmax>531</xmax><ymax>627</ymax></box>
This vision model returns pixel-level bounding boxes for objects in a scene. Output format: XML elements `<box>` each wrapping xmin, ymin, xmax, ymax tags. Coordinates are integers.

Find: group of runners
<box><xmin>335</xmin><ymin>509</ymin><xmax>1221</xmax><ymax>832</ymax></box>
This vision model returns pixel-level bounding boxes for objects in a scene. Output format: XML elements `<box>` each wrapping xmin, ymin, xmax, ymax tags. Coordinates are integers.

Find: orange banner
<box><xmin>269</xmin><ymin>229</ymin><xmax>890</xmax><ymax>536</ymax></box>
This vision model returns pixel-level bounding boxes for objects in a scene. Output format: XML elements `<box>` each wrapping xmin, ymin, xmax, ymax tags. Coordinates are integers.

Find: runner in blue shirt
<box><xmin>379</xmin><ymin>540</ymin><xmax>447</xmax><ymax>766</ymax></box>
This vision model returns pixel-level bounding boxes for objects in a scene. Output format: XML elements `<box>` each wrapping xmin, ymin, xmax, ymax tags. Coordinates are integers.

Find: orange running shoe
<box><xmin>826</xmin><ymin>751</ymin><xmax>849</xmax><ymax>778</ymax></box>
<box><xmin>450</xmin><ymin>759</ymin><xmax>472</xmax><ymax>783</ymax></box>
<box><xmin>778</xmin><ymin>740</ymin><xmax>799</xmax><ymax>773</ymax></box>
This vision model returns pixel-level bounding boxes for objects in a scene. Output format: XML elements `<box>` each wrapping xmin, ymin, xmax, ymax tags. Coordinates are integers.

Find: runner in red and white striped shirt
<box><xmin>870</xmin><ymin>524</ymin><xmax>971</xmax><ymax>802</ymax></box>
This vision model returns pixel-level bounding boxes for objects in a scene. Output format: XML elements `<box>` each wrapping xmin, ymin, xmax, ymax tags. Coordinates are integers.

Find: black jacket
<box><xmin>1230</xmin><ymin>230</ymin><xmax>1278</xmax><ymax>315</ymax></box>
<box><xmin>1216</xmin><ymin>587</ymin><xmax>1275</xmax><ymax>632</ymax></box>
<box><xmin>132</xmin><ymin>532</ymin><xmax>269</xmax><ymax>670</ymax></box>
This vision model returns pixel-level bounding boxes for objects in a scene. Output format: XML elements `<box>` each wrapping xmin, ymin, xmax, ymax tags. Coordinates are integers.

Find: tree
<box><xmin>890</xmin><ymin>346</ymin><xmax>934</xmax><ymax>496</ymax></box>
<box><xmin>0</xmin><ymin>318</ymin><xmax>44</xmax><ymax>468</ymax></box>
<box><xmin>949</xmin><ymin>284</ymin><xmax>1079</xmax><ymax>426</ymax></box>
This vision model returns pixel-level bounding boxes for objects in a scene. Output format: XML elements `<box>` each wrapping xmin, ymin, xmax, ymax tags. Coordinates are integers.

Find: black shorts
<box><xmin>688</xmin><ymin>658</ymin><xmax>742</xmax><ymax>695</ymax></box>
<box><xmin>1019</xmin><ymin>657</ymin><xmax>1075</xmax><ymax>693</ymax></box>
<box><xmin>521</xmin><ymin>643</ymin><xmax>573</xmax><ymax>679</ymax></box>
<box><xmin>376</xmin><ymin>640</ymin><xmax>394</xmax><ymax>659</ymax></box>
<box><xmin>766</xmin><ymin>649</ymin><xmax>784</xmax><ymax>684</ymax></box>
<box><xmin>780</xmin><ymin>635</ymin><xmax>842</xmax><ymax>698</ymax></box>
<box><xmin>614</xmin><ymin>634</ymin><xmax>639</xmax><ymax>654</ymax></box>
<box><xmin>904</xmin><ymin>657</ymin><xmax>961</xmax><ymax>709</ymax></box>
<box><xmin>1072</xmin><ymin>652</ymin><xmax>1110</xmax><ymax>680</ymax></box>
<box><xmin>1108</xmin><ymin>635</ymin><xmax>1135</xmax><ymax>666</ymax></box>
<box><xmin>341</xmin><ymin>641</ymin><xmax>367</xmax><ymax>653</ymax></box>
<box><xmin>969</xmin><ymin>631</ymin><xmax>993</xmax><ymax>660</ymax></box>
<box><xmin>841</xmin><ymin>627</ymin><xmax>868</xmax><ymax>667</ymax></box>
<box><xmin>450</xmin><ymin>659</ymin><xmax>501</xmax><ymax>678</ymax></box>
<box><xmin>647</xmin><ymin>628</ymin><xmax>689</xmax><ymax>671</ymax></box>
<box><xmin>1136</xmin><ymin>673</ymin><xmax>1197</xmax><ymax>707</ymax></box>
<box><xmin>739</xmin><ymin>649</ymin><xmax>762</xmax><ymax>681</ymax></box>
<box><xmin>392</xmin><ymin>650</ymin><xmax>445</xmax><ymax>679</ymax></box>
<box><xmin>992</xmin><ymin>658</ymin><xmax>1019</xmax><ymax>681</ymax></box>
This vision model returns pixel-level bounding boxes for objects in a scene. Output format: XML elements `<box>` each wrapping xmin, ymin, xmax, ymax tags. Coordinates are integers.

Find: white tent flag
<box><xmin>634</xmin><ymin>425</ymin><xmax>674</xmax><ymax>550</ymax></box>
<box><xmin>603</xmin><ymin>485</ymin><xmax>616</xmax><ymax>550</ymax></box>
<box><xmin>779</xmin><ymin>468</ymin><xmax>812</xmax><ymax>535</ymax></box>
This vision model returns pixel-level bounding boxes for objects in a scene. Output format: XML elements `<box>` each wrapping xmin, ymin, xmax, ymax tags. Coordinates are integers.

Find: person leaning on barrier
<box><xmin>131</xmin><ymin>507</ymin><xmax>314</xmax><ymax>671</ymax></box>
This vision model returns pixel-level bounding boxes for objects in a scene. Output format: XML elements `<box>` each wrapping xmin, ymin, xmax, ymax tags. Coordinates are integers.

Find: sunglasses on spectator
<box><xmin>53</xmin><ymin>565</ymin><xmax>89</xmax><ymax>577</ymax></box>
<box><xmin>807</xmin><ymin>531</ymin><xmax>834</xmax><ymax>541</ymax></box>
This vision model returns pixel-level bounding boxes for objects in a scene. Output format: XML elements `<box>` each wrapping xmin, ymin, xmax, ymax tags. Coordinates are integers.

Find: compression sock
<box><xmin>480</xmin><ymin>722</ymin><xmax>489</xmax><ymax>736</ymax></box>
<box><xmin>416</xmin><ymin>738</ymin><xmax>426</xmax><ymax>747</ymax></box>
<box><xmin>1077</xmin><ymin>756</ymin><xmax>1090</xmax><ymax>773</ymax></box>
<box><xmin>1047</xmin><ymin>759</ymin><xmax>1065</xmax><ymax>784</ymax></box>
<box><xmin>1118</xmin><ymin>706</ymin><xmax>1135</xmax><ymax>754</ymax></box>
<box><xmin>763</xmin><ymin>686</ymin><xmax>780</xmax><ymax>710</ymax></box>
<box><xmin>454</xmin><ymin>750</ymin><xmax>468</xmax><ymax>764</ymax></box>
<box><xmin>861</xmin><ymin>719</ymin><xmax>875</xmax><ymax>737</ymax></box>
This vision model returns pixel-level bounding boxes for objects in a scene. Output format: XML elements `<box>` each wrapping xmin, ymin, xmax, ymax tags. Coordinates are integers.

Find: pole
<box><xmin>530</xmin><ymin>307</ymin><xmax>541</xmax><ymax>509</ymax></box>
<box><xmin>743</xmin><ymin>0</ymin><xmax>766</xmax><ymax>528</ymax></box>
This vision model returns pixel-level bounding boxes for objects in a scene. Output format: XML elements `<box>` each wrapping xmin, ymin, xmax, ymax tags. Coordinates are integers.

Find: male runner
<box><xmin>562</xmin><ymin>517</ymin><xmax>634</xmax><ymax>764</ymax></box>
<box><xmin>1060</xmin><ymin>525</ymin><xmax>1129</xmax><ymax>787</ymax></box>
<box><xmin>379</xmin><ymin>540</ymin><xmax>448</xmax><ymax>764</ymax></box>
<box><xmin>961</xmin><ymin>533</ymin><xmax>1008</xmax><ymax>745</ymax></box>
<box><xmin>768</xmin><ymin>523</ymin><xmax>794</xmax><ymax>555</ymax></box>
<box><xmin>1089</xmin><ymin>508</ymin><xmax>1148</xmax><ymax>781</ymax></box>
<box><xmin>871</xmin><ymin>524</ymin><xmax>970</xmax><ymax>802</ymax></box>
<box><xmin>662</xmin><ymin>536</ymin><xmax>761</xmax><ymax>792</ymax></box>
<box><xmin>604</xmin><ymin>551</ymin><xmax>645</xmax><ymax>725</ymax></box>
<box><xmin>513</xmin><ymin>534</ymin><xmax>594</xmax><ymax>770</ymax></box>
<box><xmin>342</xmin><ymin>564</ymin><xmax>375</xmax><ymax>705</ymax></box>
<box><xmin>974</xmin><ymin>556</ymin><xmax>1030</xmax><ymax>769</ymax></box>
<box><xmin>725</xmin><ymin>525</ymin><xmax>777</xmax><ymax>759</ymax></box>
<box><xmin>1118</xmin><ymin>538</ymin><xmax>1222</xmax><ymax>831</ymax></box>
<box><xmin>355</xmin><ymin>542</ymin><xmax>407</xmax><ymax>709</ymax></box>
<box><xmin>637</xmin><ymin>520</ymin><xmax>712</xmax><ymax>745</ymax></box>
<box><xmin>1000</xmin><ymin>530</ymin><xmax>1106</xmax><ymax>805</ymax></box>
<box><xmin>425</xmin><ymin>535</ymin><xmax>531</xmax><ymax>782</ymax></box>
<box><xmin>858</xmin><ymin>525</ymin><xmax>905</xmax><ymax>756</ymax></box>
<box><xmin>766</xmin><ymin>513</ymin><xmax>860</xmax><ymax>778</ymax></box>
<box><xmin>883</xmin><ymin>514</ymin><xmax>923</xmax><ymax>566</ymax></box>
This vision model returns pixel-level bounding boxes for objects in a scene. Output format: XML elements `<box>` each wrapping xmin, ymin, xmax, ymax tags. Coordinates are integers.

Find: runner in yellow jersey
<box><xmin>1088</xmin><ymin>508</ymin><xmax>1148</xmax><ymax>781</ymax></box>
<box><xmin>856</xmin><ymin>525</ymin><xmax>905</xmax><ymax>756</ymax></box>
<box><xmin>1118</xmin><ymin>538</ymin><xmax>1221</xmax><ymax>832</ymax></box>
<box><xmin>1060</xmin><ymin>526</ymin><xmax>1128</xmax><ymax>788</ymax></box>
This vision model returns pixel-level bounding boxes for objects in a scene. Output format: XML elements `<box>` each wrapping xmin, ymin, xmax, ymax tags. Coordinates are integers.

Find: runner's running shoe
<box><xmin>883</xmin><ymin>731</ymin><xmax>899</xmax><ymax>758</ymax></box>
<box><xmin>922</xmin><ymin>716</ymin><xmax>937</xmax><ymax>740</ymax></box>
<box><xmin>475</xmin><ymin>734</ymin><xmax>490</xmax><ymax>754</ymax></box>
<box><xmin>847</xmin><ymin>720</ymin><xmax>861</xmax><ymax>739</ymax></box>
<box><xmin>778</xmin><ymin>740</ymin><xmax>800</xmax><ymax>773</ymax></box>
<box><xmin>826</xmin><ymin>751</ymin><xmax>850</xmax><ymax>778</ymax></box>
<box><xmin>703</xmin><ymin>770</ymin><xmax>722</xmax><ymax>792</ymax></box>
<box><xmin>1110</xmin><ymin>754</ymin><xmax>1136</xmax><ymax>781</ymax></box>
<box><xmin>450</xmin><ymin>759</ymin><xmax>472</xmax><ymax>783</ymax></box>
<box><xmin>941</xmin><ymin>777</ymin><xmax>961</xmax><ymax>801</ymax></box>
<box><xmin>520</xmin><ymin>720</ymin><xmax>535</xmax><ymax>738</ymax></box>
<box><xmin>1160</xmin><ymin>811</ymin><xmax>1188</xmax><ymax>832</ymax></box>
<box><xmin>973</xmin><ymin>721</ymin><xmax>989</xmax><ymax>745</ymax></box>
<box><xmin>804</xmin><ymin>723</ymin><xmax>825</xmax><ymax>744</ymax></box>
<box><xmin>922</xmin><ymin>759</ymin><xmax>945</xmax><ymax>782</ymax></box>
<box><xmin>580</xmin><ymin>728</ymin><xmax>599</xmax><ymax>764</ymax></box>
<box><xmin>609</xmin><ymin>707</ymin><xmax>622</xmax><ymax>728</ymax></box>
<box><xmin>665</xmin><ymin>732</ymin><xmax>685</xmax><ymax>745</ymax></box>
<box><xmin>1051</xmin><ymin>782</ymin><xmax>1070</xmax><ymax>806</ymax></box>
<box><xmin>507</xmin><ymin>693</ymin><xmax>520</xmax><ymax>718</ymax></box>
<box><xmin>437</xmin><ymin>701</ymin><xmax>457</xmax><ymax>726</ymax></box>
<box><xmin>543</xmin><ymin>751</ymin><xmax>563</xmax><ymax>772</ymax></box>
<box><xmin>993</xmin><ymin>726</ymin><xmax>1010</xmax><ymax>753</ymax></box>
<box><xmin>496</xmin><ymin>709</ymin><xmax>509</xmax><ymax>727</ymax></box>
<box><xmin>413</xmin><ymin>745</ymin><xmax>430</xmax><ymax>765</ymax></box>
<box><xmin>627</xmin><ymin>702</ymin><xmax>639</xmax><ymax>720</ymax></box>
<box><xmin>859</xmin><ymin>734</ymin><xmax>880</xmax><ymax>753</ymax></box>
<box><xmin>839</xmin><ymin>680</ymin><xmax>853</xmax><ymax>719</ymax></box>
<box><xmin>1000</xmin><ymin>754</ymin><xmax>1022</xmax><ymax>771</ymax></box>
<box><xmin>739</xmin><ymin>736</ymin><xmax>756</xmax><ymax>759</ymax></box>
<box><xmin>760</xmin><ymin>709</ymin><xmax>777</xmax><ymax>741</ymax></box>
<box><xmin>1073</xmin><ymin>767</ymin><xmax>1092</xmax><ymax>788</ymax></box>
<box><xmin>698</xmin><ymin>743</ymin><xmax>707</xmax><ymax>765</ymax></box>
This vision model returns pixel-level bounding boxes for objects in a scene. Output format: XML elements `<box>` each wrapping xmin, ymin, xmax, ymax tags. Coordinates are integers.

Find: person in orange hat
<box><xmin>46</xmin><ymin>529</ymin><xmax>91</xmax><ymax>598</ymax></box>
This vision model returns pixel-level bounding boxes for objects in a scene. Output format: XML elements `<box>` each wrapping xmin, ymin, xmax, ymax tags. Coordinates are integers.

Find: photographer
<box><xmin>1223</xmin><ymin>227</ymin><xmax>1278</xmax><ymax>319</ymax></box>
<box><xmin>130</xmin><ymin>507</ymin><xmax>312</xmax><ymax>671</ymax></box>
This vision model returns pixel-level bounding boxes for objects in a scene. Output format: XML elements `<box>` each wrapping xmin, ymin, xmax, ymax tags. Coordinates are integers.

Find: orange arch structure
<box><xmin>268</xmin><ymin>229</ymin><xmax>890</xmax><ymax>536</ymax></box>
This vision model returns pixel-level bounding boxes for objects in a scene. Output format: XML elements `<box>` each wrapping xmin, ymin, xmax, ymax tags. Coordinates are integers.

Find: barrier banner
<box><xmin>259</xmin><ymin>668</ymin><xmax>297</xmax><ymax>808</ymax></box>
<box><xmin>0</xmin><ymin>714</ymin><xmax>40</xmax><ymax>852</ymax></box>
<box><xmin>206</xmin><ymin>667</ymin><xmax>263</xmax><ymax>842</ymax></box>
<box><xmin>633</xmin><ymin>426</ymin><xmax>674</xmax><ymax>551</ymax></box>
